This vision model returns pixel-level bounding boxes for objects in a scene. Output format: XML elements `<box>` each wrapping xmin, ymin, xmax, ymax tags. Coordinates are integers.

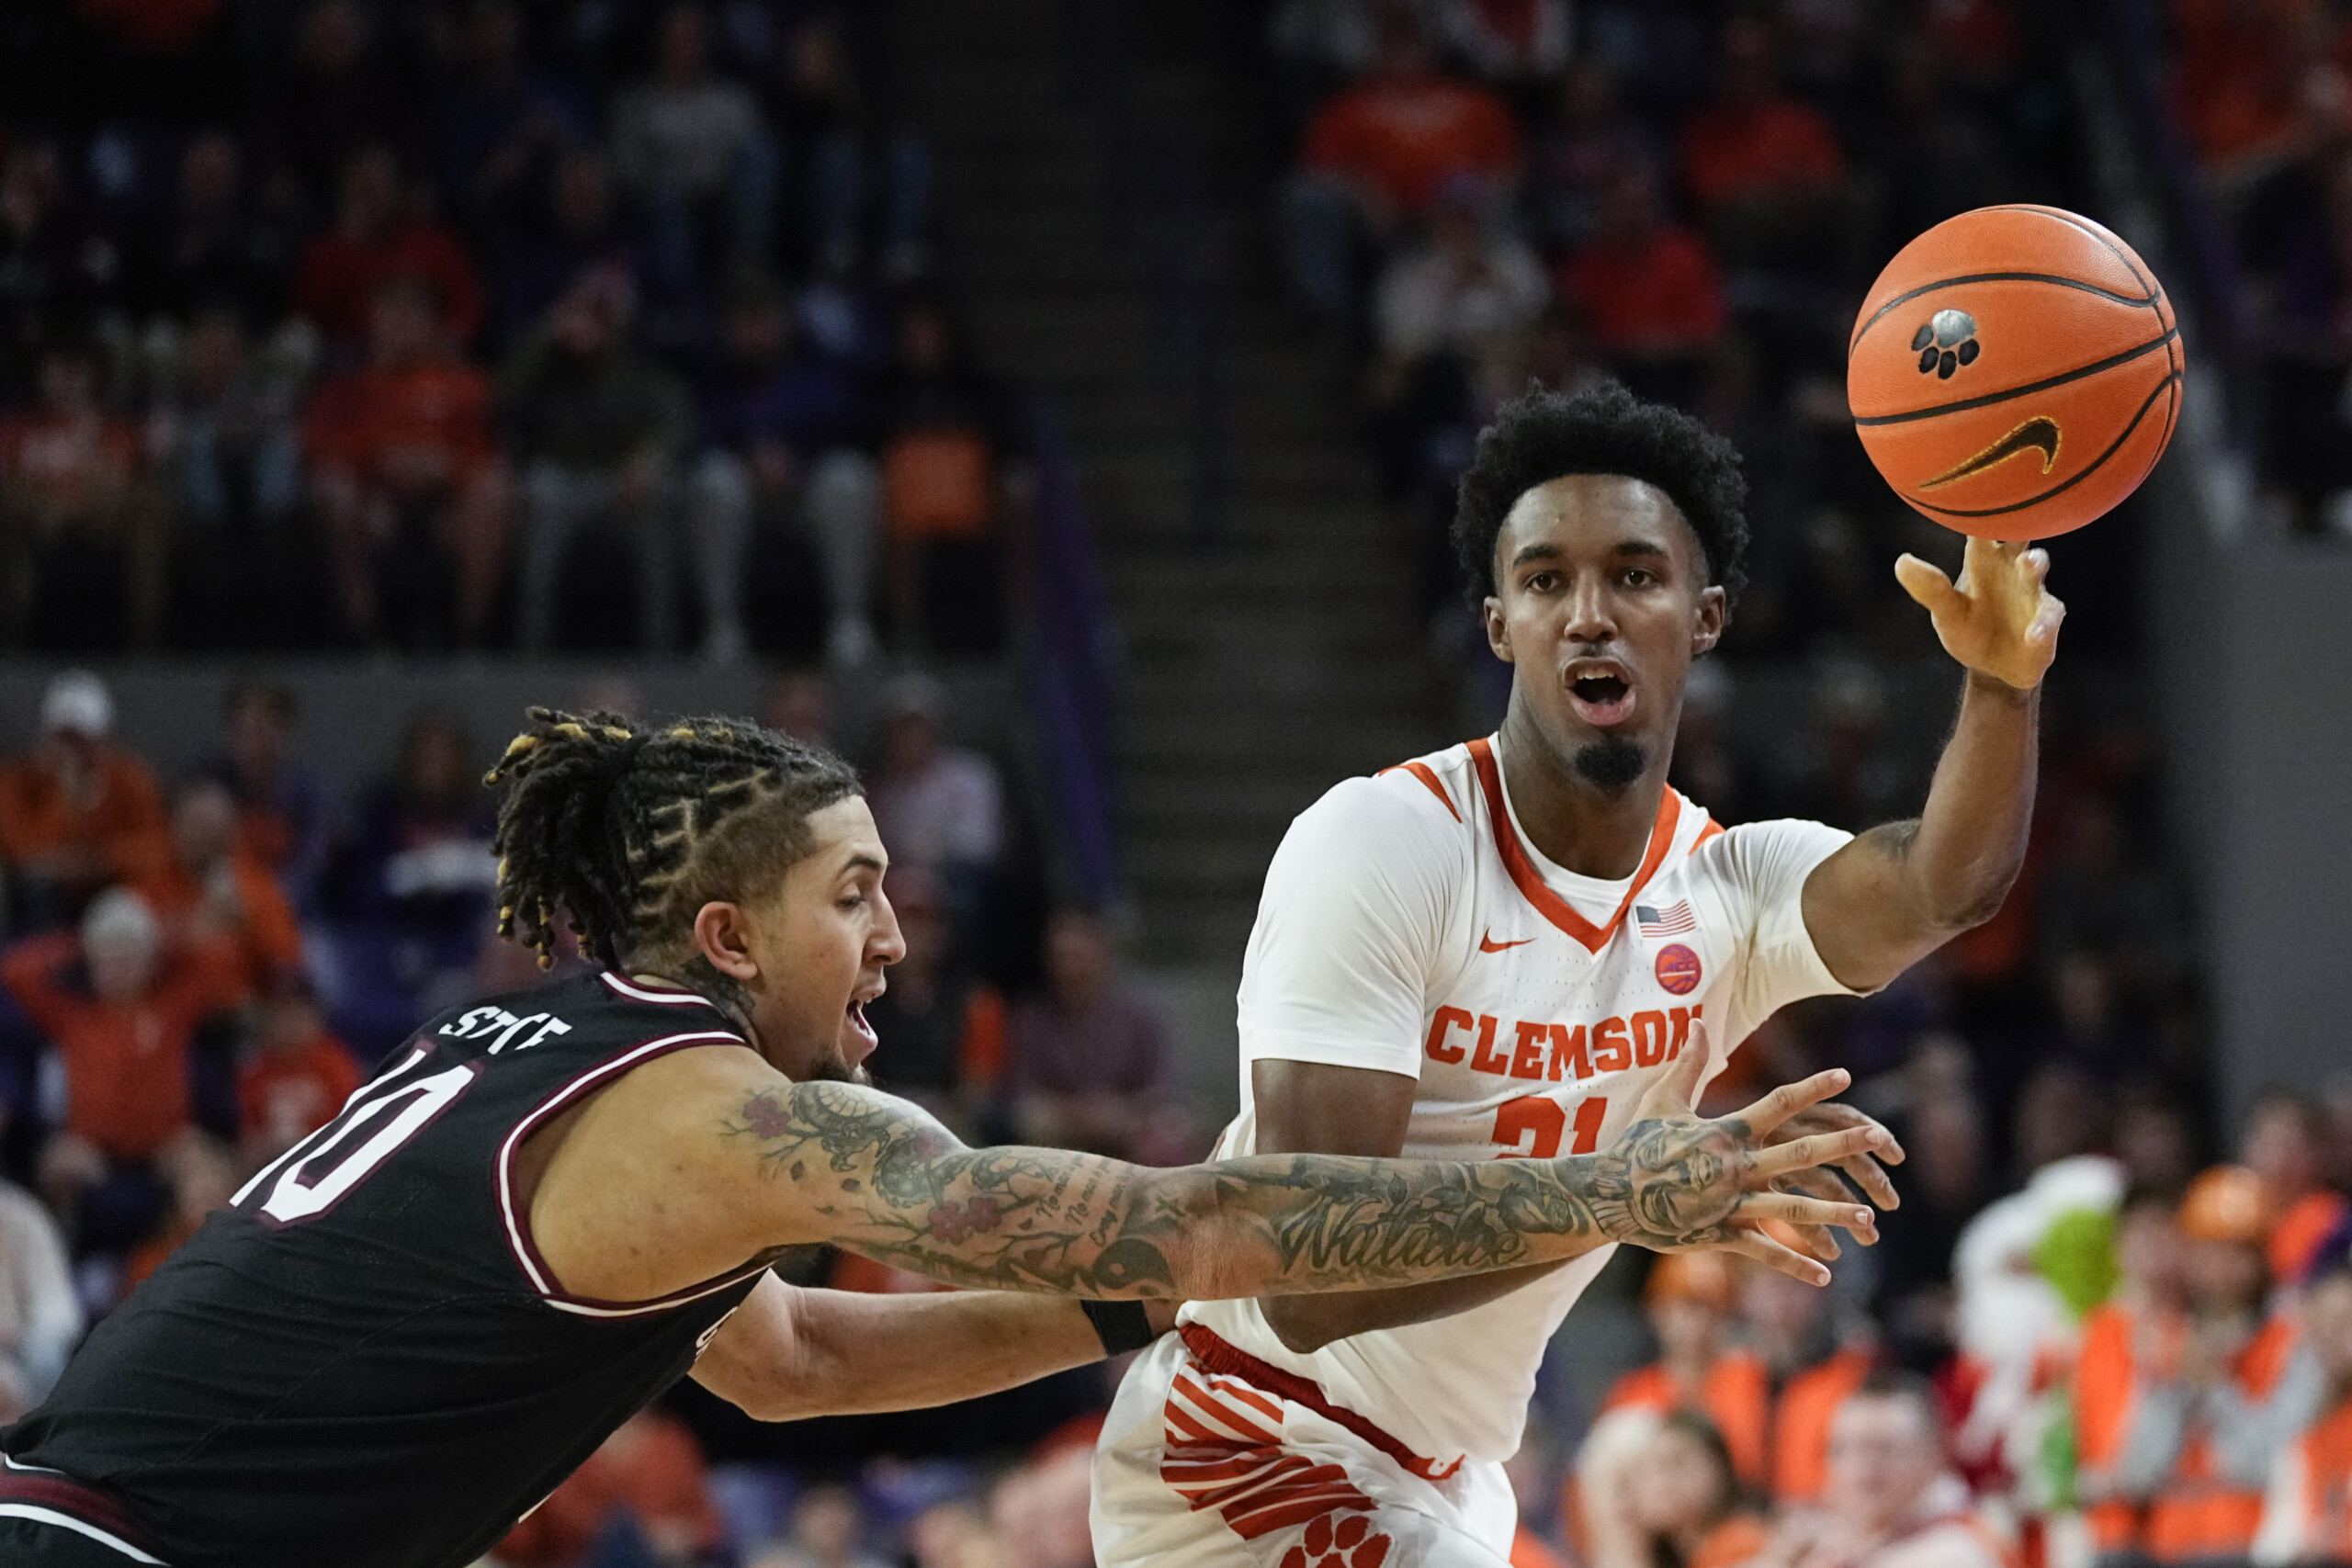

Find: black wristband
<box><xmin>1081</xmin><ymin>1299</ymin><xmax>1156</xmax><ymax>1357</ymax></box>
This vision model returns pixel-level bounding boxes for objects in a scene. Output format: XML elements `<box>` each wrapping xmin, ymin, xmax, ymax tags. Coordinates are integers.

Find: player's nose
<box><xmin>869</xmin><ymin>887</ymin><xmax>909</xmax><ymax>965</ymax></box>
<box><xmin>1561</xmin><ymin>576</ymin><xmax>1617</xmax><ymax>642</ymax></box>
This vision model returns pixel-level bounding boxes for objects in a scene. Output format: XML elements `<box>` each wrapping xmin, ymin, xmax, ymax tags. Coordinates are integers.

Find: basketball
<box><xmin>1847</xmin><ymin>204</ymin><xmax>2182</xmax><ymax>540</ymax></box>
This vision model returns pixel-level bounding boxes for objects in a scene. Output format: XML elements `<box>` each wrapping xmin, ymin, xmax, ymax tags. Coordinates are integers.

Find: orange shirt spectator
<box><xmin>1304</xmin><ymin>71</ymin><xmax>1521</xmax><ymax>219</ymax></box>
<box><xmin>495</xmin><ymin>1408</ymin><xmax>722</xmax><ymax>1568</ymax></box>
<box><xmin>137</xmin><ymin>778</ymin><xmax>304</xmax><ymax>1002</ymax></box>
<box><xmin>1604</xmin><ymin>1350</ymin><xmax>1772</xmax><ymax>1491</ymax></box>
<box><xmin>1559</xmin><ymin>182</ymin><xmax>1727</xmax><ymax>361</ymax></box>
<box><xmin>305</xmin><ymin>357</ymin><xmax>496</xmax><ymax>494</ymax></box>
<box><xmin>1678</xmin><ymin>19</ymin><xmax>1847</xmax><ymax>217</ymax></box>
<box><xmin>2</xmin><ymin>919</ymin><xmax>240</xmax><ymax>1161</ymax></box>
<box><xmin>1602</xmin><ymin>1253</ymin><xmax>1771</xmax><ymax>1488</ymax></box>
<box><xmin>0</xmin><ymin>674</ymin><xmax>170</xmax><ymax>908</ymax></box>
<box><xmin>1776</xmin><ymin>1345</ymin><xmax>1879</xmax><ymax>1506</ymax></box>
<box><xmin>237</xmin><ymin>992</ymin><xmax>360</xmax><ymax>1166</ymax></box>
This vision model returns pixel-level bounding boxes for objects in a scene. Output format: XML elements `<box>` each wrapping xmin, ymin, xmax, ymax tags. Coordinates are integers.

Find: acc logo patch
<box><xmin>1654</xmin><ymin>943</ymin><xmax>1702</xmax><ymax>996</ymax></box>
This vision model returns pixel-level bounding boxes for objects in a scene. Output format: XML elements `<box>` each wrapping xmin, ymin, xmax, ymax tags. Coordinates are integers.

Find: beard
<box><xmin>1573</xmin><ymin>736</ymin><xmax>1647</xmax><ymax>792</ymax></box>
<box><xmin>803</xmin><ymin>1053</ymin><xmax>871</xmax><ymax>1088</ymax></box>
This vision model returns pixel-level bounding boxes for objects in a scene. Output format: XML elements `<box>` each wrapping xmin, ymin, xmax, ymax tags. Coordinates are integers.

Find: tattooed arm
<box><xmin>525</xmin><ymin>1038</ymin><xmax>1885</xmax><ymax>1307</ymax></box>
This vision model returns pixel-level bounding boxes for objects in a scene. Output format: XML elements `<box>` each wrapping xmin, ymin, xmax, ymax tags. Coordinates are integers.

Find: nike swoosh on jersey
<box><xmin>1478</xmin><ymin>931</ymin><xmax>1534</xmax><ymax>953</ymax></box>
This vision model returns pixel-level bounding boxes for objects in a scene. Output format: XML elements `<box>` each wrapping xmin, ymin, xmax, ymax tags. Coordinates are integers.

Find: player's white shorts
<box><xmin>1091</xmin><ymin>1328</ymin><xmax>1517</xmax><ymax>1567</ymax></box>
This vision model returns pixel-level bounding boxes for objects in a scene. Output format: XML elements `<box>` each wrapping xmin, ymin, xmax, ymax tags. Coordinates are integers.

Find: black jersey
<box><xmin>3</xmin><ymin>971</ymin><xmax>769</xmax><ymax>1568</ymax></box>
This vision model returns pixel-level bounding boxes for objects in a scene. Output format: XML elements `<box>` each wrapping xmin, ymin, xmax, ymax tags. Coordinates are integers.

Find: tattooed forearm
<box><xmin>722</xmin><ymin>1081</ymin><xmax>1805</xmax><ymax>1301</ymax></box>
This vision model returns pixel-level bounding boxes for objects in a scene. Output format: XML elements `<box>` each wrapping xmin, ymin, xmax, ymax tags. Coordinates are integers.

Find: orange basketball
<box><xmin>1847</xmin><ymin>204</ymin><xmax>2182</xmax><ymax>540</ymax></box>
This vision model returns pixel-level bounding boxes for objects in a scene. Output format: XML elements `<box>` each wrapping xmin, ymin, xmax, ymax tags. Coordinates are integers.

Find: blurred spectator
<box><xmin>768</xmin><ymin>13</ymin><xmax>933</xmax><ymax>280</ymax></box>
<box><xmin>987</xmin><ymin>1437</ymin><xmax>1096</xmax><ymax>1568</ymax></box>
<box><xmin>1525</xmin><ymin>60</ymin><xmax>1662</xmax><ymax>254</ymax></box>
<box><xmin>151</xmin><ymin>305</ymin><xmax>311</xmax><ymax>641</ymax></box>
<box><xmin>2113</xmin><ymin>1086</ymin><xmax>2200</xmax><ymax>1201</ymax></box>
<box><xmin>859</xmin><ymin>867</ymin><xmax>1003</xmax><ymax>1134</ymax></box>
<box><xmin>4</xmin><ymin>888</ymin><xmax>238</xmax><ymax>1243</ymax></box>
<box><xmin>0</xmin><ymin>336</ymin><xmax>166</xmax><ymax>649</ymax></box>
<box><xmin>1765</xmin><ymin>1376</ymin><xmax>2007</xmax><ymax>1568</ymax></box>
<box><xmin>1676</xmin><ymin>17</ymin><xmax>1849</xmax><ymax>267</ymax></box>
<box><xmin>866</xmin><ymin>676</ymin><xmax>1002</xmax><ymax>893</ymax></box>
<box><xmin>1744</xmin><ymin>1264</ymin><xmax>1879</xmax><ymax>1509</ymax></box>
<box><xmin>235</xmin><ymin>982</ymin><xmax>357</xmax><ymax>1169</ymax></box>
<box><xmin>0</xmin><ymin>139</ymin><xmax>116</xmax><ymax>402</ymax></box>
<box><xmin>609</xmin><ymin>1</ymin><xmax>777</xmax><ymax>299</ymax></box>
<box><xmin>1601</xmin><ymin>1251</ymin><xmax>1772</xmax><ymax>1490</ymax></box>
<box><xmin>320</xmin><ymin>710</ymin><xmax>498</xmax><ymax>1058</ymax></box>
<box><xmin>430</xmin><ymin>0</ymin><xmax>591</xmax><ymax>236</ymax></box>
<box><xmin>306</xmin><ymin>270</ymin><xmax>509</xmax><ymax>649</ymax></box>
<box><xmin>0</xmin><ymin>671</ymin><xmax>169</xmax><ymax>928</ymax></box>
<box><xmin>127</xmin><ymin>130</ymin><xmax>297</xmax><ymax>324</ymax></box>
<box><xmin>2254</xmin><ymin>1239</ymin><xmax>2352</xmax><ymax>1564</ymax></box>
<box><xmin>0</xmin><ymin>1124</ymin><xmax>80</xmax><ymax>1422</ymax></box>
<box><xmin>293</xmin><ymin>143</ymin><xmax>485</xmax><ymax>360</ymax></box>
<box><xmin>195</xmin><ymin>680</ymin><xmax>332</xmax><ymax>914</ymax></box>
<box><xmin>1005</xmin><ymin>910</ymin><xmax>1189</xmax><ymax>1166</ymax></box>
<box><xmin>691</xmin><ymin>275</ymin><xmax>878</xmax><ymax>665</ymax></box>
<box><xmin>2240</xmin><ymin>1090</ymin><xmax>2349</xmax><ymax>1284</ymax></box>
<box><xmin>501</xmin><ymin>267</ymin><xmax>703</xmax><ymax>653</ymax></box>
<box><xmin>495</xmin><ymin>1406</ymin><xmax>722</xmax><ymax>1567</ymax></box>
<box><xmin>136</xmin><ymin>774</ymin><xmax>304</xmax><ymax>1004</ymax></box>
<box><xmin>871</xmin><ymin>299</ymin><xmax>1022</xmax><ymax>656</ymax></box>
<box><xmin>749</xmin><ymin>1482</ymin><xmax>890</xmax><ymax>1568</ymax></box>
<box><xmin>1871</xmin><ymin>1042</ymin><xmax>1987</xmax><ymax>1354</ymax></box>
<box><xmin>2034</xmin><ymin>951</ymin><xmax>2158</xmax><ymax>1086</ymax></box>
<box><xmin>263</xmin><ymin>0</ymin><xmax>414</xmax><ymax>206</ymax></box>
<box><xmin>2170</xmin><ymin>0</ymin><xmax>2342</xmax><ymax>192</ymax></box>
<box><xmin>1283</xmin><ymin>8</ymin><xmax>1522</xmax><ymax>315</ymax></box>
<box><xmin>120</xmin><ymin>1132</ymin><xmax>236</xmax><ymax>1292</ymax></box>
<box><xmin>484</xmin><ymin>149</ymin><xmax>650</xmax><ymax>353</ymax></box>
<box><xmin>760</xmin><ymin>668</ymin><xmax>834</xmax><ymax>750</ymax></box>
<box><xmin>2087</xmin><ymin>1167</ymin><xmax>2320</xmax><ymax>1565</ymax></box>
<box><xmin>1430</xmin><ymin>0</ymin><xmax>1572</xmax><ymax>86</ymax></box>
<box><xmin>2012</xmin><ymin>1062</ymin><xmax>2110</xmax><ymax>1181</ymax></box>
<box><xmin>1556</xmin><ymin>165</ymin><xmax>1727</xmax><ymax>402</ymax></box>
<box><xmin>1583</xmin><ymin>1408</ymin><xmax>1767</xmax><ymax>1568</ymax></box>
<box><xmin>2078</xmin><ymin>1186</ymin><xmax>2197</xmax><ymax>1562</ymax></box>
<box><xmin>1373</xmin><ymin>178</ymin><xmax>1549</xmax><ymax>391</ymax></box>
<box><xmin>903</xmin><ymin>1497</ymin><xmax>1011</xmax><ymax>1568</ymax></box>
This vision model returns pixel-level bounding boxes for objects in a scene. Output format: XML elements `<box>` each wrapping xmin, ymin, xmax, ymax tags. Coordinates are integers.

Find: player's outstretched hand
<box><xmin>1588</xmin><ymin>1023</ymin><xmax>1891</xmax><ymax>1285</ymax></box>
<box><xmin>1763</xmin><ymin>1100</ymin><xmax>1905</xmax><ymax>1262</ymax></box>
<box><xmin>1894</xmin><ymin>536</ymin><xmax>2064</xmax><ymax>692</ymax></box>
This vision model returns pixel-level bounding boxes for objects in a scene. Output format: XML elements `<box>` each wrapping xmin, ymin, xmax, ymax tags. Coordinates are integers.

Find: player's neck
<box><xmin>1496</xmin><ymin>708</ymin><xmax>1671</xmax><ymax>880</ymax></box>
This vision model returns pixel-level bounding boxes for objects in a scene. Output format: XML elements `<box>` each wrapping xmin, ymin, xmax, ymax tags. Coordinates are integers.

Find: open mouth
<box><xmin>848</xmin><ymin>998</ymin><xmax>877</xmax><ymax>1044</ymax></box>
<box><xmin>1567</xmin><ymin>671</ymin><xmax>1635</xmax><ymax>727</ymax></box>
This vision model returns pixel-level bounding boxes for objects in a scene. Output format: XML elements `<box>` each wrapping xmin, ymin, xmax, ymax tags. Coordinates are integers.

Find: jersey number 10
<box><xmin>232</xmin><ymin>1051</ymin><xmax>482</xmax><ymax>1226</ymax></box>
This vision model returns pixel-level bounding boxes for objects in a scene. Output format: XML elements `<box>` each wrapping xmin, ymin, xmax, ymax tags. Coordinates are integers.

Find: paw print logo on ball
<box><xmin>1911</xmin><ymin>309</ymin><xmax>1980</xmax><ymax>379</ymax></box>
<box><xmin>1278</xmin><ymin>1511</ymin><xmax>1392</xmax><ymax>1568</ymax></box>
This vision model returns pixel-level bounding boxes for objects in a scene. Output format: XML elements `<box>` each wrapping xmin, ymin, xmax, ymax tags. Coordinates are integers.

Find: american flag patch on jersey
<box><xmin>1635</xmin><ymin>900</ymin><xmax>1696</xmax><ymax>937</ymax></box>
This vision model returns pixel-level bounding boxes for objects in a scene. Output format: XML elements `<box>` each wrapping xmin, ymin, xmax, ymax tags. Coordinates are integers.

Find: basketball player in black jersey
<box><xmin>0</xmin><ymin>709</ymin><xmax>1889</xmax><ymax>1568</ymax></box>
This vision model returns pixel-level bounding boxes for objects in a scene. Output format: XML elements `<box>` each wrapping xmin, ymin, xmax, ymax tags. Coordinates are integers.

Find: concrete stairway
<box><xmin>885</xmin><ymin>2</ymin><xmax>1453</xmax><ymax>979</ymax></box>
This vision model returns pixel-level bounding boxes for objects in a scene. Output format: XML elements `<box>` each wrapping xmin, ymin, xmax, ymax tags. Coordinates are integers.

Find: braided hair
<box><xmin>485</xmin><ymin>707</ymin><xmax>861</xmax><ymax>972</ymax></box>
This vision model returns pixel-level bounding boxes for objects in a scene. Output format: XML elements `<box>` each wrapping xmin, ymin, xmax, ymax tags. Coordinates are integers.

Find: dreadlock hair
<box><xmin>1452</xmin><ymin>380</ymin><xmax>1750</xmax><ymax>610</ymax></box>
<box><xmin>484</xmin><ymin>707</ymin><xmax>862</xmax><ymax>977</ymax></box>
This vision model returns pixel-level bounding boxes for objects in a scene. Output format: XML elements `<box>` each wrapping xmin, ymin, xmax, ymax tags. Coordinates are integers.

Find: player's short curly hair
<box><xmin>1452</xmin><ymin>382</ymin><xmax>1750</xmax><ymax>608</ymax></box>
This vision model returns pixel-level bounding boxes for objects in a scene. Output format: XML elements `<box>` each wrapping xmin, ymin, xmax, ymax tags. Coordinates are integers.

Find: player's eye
<box><xmin>1524</xmin><ymin>571</ymin><xmax>1559</xmax><ymax>593</ymax></box>
<box><xmin>1623</xmin><ymin>569</ymin><xmax>1656</xmax><ymax>587</ymax></box>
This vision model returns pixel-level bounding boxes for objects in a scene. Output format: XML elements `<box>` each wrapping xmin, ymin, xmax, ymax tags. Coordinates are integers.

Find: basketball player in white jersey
<box><xmin>1091</xmin><ymin>382</ymin><xmax>2064</xmax><ymax>1567</ymax></box>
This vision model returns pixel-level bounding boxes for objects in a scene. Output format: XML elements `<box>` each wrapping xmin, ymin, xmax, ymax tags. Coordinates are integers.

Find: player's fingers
<box><xmin>1635</xmin><ymin>1020</ymin><xmax>1711</xmax><ymax>1119</ymax></box>
<box><xmin>1738</xmin><ymin>1191</ymin><xmax>1877</xmax><ymax>1237</ymax></box>
<box><xmin>1774</xmin><ymin>1164</ymin><xmax>1852</xmax><ymax>1204</ymax></box>
<box><xmin>1722</xmin><ymin>1230</ymin><xmax>1833</xmax><ymax>1288</ymax></box>
<box><xmin>1893</xmin><ymin>553</ymin><xmax>1960</xmax><ymax>613</ymax></box>
<box><xmin>2023</xmin><ymin>547</ymin><xmax>2052</xmax><ymax>586</ymax></box>
<box><xmin>1733</xmin><ymin>1066</ymin><xmax>1852</xmax><ymax>1137</ymax></box>
<box><xmin>1837</xmin><ymin>1151</ymin><xmax>1902</xmax><ymax>1211</ymax></box>
<box><xmin>2029</xmin><ymin>593</ymin><xmax>2066</xmax><ymax>645</ymax></box>
<box><xmin>1750</xmin><ymin>1125</ymin><xmax>1890</xmax><ymax>1180</ymax></box>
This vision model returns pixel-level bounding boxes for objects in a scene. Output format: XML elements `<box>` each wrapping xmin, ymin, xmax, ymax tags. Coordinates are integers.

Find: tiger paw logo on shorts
<box><xmin>1280</xmin><ymin>1510</ymin><xmax>1392</xmax><ymax>1568</ymax></box>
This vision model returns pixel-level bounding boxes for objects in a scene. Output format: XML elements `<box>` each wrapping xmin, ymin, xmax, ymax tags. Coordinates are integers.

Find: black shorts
<box><xmin>0</xmin><ymin>1514</ymin><xmax>164</xmax><ymax>1564</ymax></box>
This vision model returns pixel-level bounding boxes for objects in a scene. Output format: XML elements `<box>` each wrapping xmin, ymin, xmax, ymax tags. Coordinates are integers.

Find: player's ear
<box><xmin>692</xmin><ymin>901</ymin><xmax>761</xmax><ymax>984</ymax></box>
<box><xmin>1483</xmin><ymin>595</ymin><xmax>1513</xmax><ymax>663</ymax></box>
<box><xmin>1691</xmin><ymin>584</ymin><xmax>1726</xmax><ymax>655</ymax></box>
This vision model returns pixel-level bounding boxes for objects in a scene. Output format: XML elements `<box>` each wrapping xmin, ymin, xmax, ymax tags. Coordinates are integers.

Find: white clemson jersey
<box><xmin>1179</xmin><ymin>735</ymin><xmax>1862</xmax><ymax>1471</ymax></box>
